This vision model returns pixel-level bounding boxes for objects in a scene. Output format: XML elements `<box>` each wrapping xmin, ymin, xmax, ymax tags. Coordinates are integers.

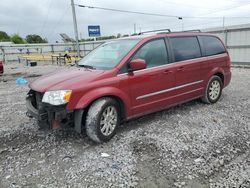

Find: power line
<box><xmin>77</xmin><ymin>4</ymin><xmax>182</xmax><ymax>19</ymax></box>
<box><xmin>169</xmin><ymin>2</ymin><xmax>250</xmax><ymax>30</ymax></box>
<box><xmin>76</xmin><ymin>3</ymin><xmax>250</xmax><ymax>19</ymax></box>
<box><xmin>197</xmin><ymin>2</ymin><xmax>250</xmax><ymax>17</ymax></box>
<box><xmin>157</xmin><ymin>0</ymin><xmax>215</xmax><ymax>10</ymax></box>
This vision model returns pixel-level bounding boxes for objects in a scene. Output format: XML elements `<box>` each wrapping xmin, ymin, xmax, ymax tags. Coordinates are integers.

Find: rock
<box><xmin>215</xmin><ymin>150</ymin><xmax>221</xmax><ymax>154</ymax></box>
<box><xmin>219</xmin><ymin>159</ymin><xmax>224</xmax><ymax>166</ymax></box>
<box><xmin>194</xmin><ymin>158</ymin><xmax>204</xmax><ymax>163</ymax></box>
<box><xmin>181</xmin><ymin>181</ymin><xmax>186</xmax><ymax>186</ymax></box>
<box><xmin>101</xmin><ymin>153</ymin><xmax>110</xmax><ymax>157</ymax></box>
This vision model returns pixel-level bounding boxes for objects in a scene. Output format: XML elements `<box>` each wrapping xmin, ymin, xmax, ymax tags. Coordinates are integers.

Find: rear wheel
<box><xmin>202</xmin><ymin>75</ymin><xmax>223</xmax><ymax>104</ymax></box>
<box><xmin>85</xmin><ymin>97</ymin><xmax>120</xmax><ymax>143</ymax></box>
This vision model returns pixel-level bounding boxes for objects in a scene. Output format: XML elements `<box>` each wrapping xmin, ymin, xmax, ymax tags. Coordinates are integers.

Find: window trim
<box><xmin>117</xmin><ymin>38</ymin><xmax>170</xmax><ymax>74</ymax></box>
<box><xmin>117</xmin><ymin>53</ymin><xmax>227</xmax><ymax>77</ymax></box>
<box><xmin>168</xmin><ymin>36</ymin><xmax>202</xmax><ymax>63</ymax></box>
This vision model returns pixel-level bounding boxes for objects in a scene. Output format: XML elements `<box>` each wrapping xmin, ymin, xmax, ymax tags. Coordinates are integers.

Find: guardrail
<box><xmin>0</xmin><ymin>41</ymin><xmax>105</xmax><ymax>63</ymax></box>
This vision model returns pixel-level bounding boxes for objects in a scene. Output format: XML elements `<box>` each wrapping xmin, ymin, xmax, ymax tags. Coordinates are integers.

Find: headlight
<box><xmin>42</xmin><ymin>90</ymin><xmax>72</xmax><ymax>105</ymax></box>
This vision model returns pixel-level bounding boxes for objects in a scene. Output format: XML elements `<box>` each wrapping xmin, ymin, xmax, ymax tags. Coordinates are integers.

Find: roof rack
<box><xmin>137</xmin><ymin>29</ymin><xmax>202</xmax><ymax>36</ymax></box>
<box><xmin>138</xmin><ymin>29</ymin><xmax>171</xmax><ymax>35</ymax></box>
<box><xmin>183</xmin><ymin>29</ymin><xmax>201</xmax><ymax>32</ymax></box>
<box><xmin>164</xmin><ymin>29</ymin><xmax>203</xmax><ymax>34</ymax></box>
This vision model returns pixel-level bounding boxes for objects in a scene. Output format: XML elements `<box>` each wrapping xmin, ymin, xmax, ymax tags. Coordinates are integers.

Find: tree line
<box><xmin>0</xmin><ymin>31</ymin><xmax>48</xmax><ymax>44</ymax></box>
<box><xmin>79</xmin><ymin>33</ymin><xmax>130</xmax><ymax>42</ymax></box>
<box><xmin>0</xmin><ymin>31</ymin><xmax>134</xmax><ymax>44</ymax></box>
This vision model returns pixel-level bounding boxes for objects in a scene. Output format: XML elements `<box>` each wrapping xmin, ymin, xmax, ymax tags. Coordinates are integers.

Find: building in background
<box><xmin>203</xmin><ymin>23</ymin><xmax>250</xmax><ymax>65</ymax></box>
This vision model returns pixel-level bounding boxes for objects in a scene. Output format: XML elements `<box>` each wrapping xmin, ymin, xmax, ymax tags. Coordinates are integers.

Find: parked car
<box><xmin>26</xmin><ymin>31</ymin><xmax>231</xmax><ymax>143</ymax></box>
<box><xmin>0</xmin><ymin>52</ymin><xmax>4</xmax><ymax>74</ymax></box>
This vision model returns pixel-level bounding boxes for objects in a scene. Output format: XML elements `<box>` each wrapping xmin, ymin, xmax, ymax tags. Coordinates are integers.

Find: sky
<box><xmin>1</xmin><ymin>0</ymin><xmax>250</xmax><ymax>42</ymax></box>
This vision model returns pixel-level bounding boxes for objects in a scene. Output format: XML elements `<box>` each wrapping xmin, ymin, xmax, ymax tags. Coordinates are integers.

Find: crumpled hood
<box><xmin>29</xmin><ymin>67</ymin><xmax>105</xmax><ymax>92</ymax></box>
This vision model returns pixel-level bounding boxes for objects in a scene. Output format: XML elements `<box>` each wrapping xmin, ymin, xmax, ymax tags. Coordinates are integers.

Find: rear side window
<box><xmin>131</xmin><ymin>39</ymin><xmax>169</xmax><ymax>68</ymax></box>
<box><xmin>169</xmin><ymin>37</ymin><xmax>201</xmax><ymax>62</ymax></box>
<box><xmin>199</xmin><ymin>36</ymin><xmax>226</xmax><ymax>56</ymax></box>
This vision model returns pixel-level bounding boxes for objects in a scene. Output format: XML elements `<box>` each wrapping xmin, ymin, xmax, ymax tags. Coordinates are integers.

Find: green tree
<box><xmin>26</xmin><ymin>34</ymin><xmax>48</xmax><ymax>43</ymax></box>
<box><xmin>11</xmin><ymin>34</ymin><xmax>25</xmax><ymax>44</ymax></box>
<box><xmin>0</xmin><ymin>31</ymin><xmax>11</xmax><ymax>42</ymax></box>
<box><xmin>96</xmin><ymin>35</ymin><xmax>116</xmax><ymax>41</ymax></box>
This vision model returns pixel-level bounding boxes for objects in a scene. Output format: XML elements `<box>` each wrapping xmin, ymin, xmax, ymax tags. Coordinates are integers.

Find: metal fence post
<box><xmin>225</xmin><ymin>30</ymin><xmax>228</xmax><ymax>48</ymax></box>
<box><xmin>51</xmin><ymin>44</ymin><xmax>54</xmax><ymax>53</ymax></box>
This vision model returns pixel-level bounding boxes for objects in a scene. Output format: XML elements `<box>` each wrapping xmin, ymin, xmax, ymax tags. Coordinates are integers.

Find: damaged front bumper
<box><xmin>26</xmin><ymin>90</ymin><xmax>83</xmax><ymax>132</ymax></box>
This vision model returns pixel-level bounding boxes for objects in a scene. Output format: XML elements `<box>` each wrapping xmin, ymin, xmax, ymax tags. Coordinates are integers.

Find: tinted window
<box><xmin>200</xmin><ymin>36</ymin><xmax>226</xmax><ymax>56</ymax></box>
<box><xmin>170</xmin><ymin>37</ymin><xmax>201</xmax><ymax>62</ymax></box>
<box><xmin>131</xmin><ymin>39</ymin><xmax>169</xmax><ymax>68</ymax></box>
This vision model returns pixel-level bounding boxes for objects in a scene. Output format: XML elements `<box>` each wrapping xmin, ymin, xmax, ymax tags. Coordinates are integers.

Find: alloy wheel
<box><xmin>100</xmin><ymin>106</ymin><xmax>118</xmax><ymax>136</ymax></box>
<box><xmin>209</xmin><ymin>80</ymin><xmax>221</xmax><ymax>100</ymax></box>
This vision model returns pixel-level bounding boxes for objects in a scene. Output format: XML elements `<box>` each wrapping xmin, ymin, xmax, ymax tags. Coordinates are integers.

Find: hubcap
<box><xmin>100</xmin><ymin>106</ymin><xmax>117</xmax><ymax>136</ymax></box>
<box><xmin>209</xmin><ymin>80</ymin><xmax>221</xmax><ymax>100</ymax></box>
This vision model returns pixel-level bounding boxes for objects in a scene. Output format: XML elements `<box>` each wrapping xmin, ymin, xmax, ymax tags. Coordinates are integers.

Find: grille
<box><xmin>28</xmin><ymin>90</ymin><xmax>44</xmax><ymax>110</ymax></box>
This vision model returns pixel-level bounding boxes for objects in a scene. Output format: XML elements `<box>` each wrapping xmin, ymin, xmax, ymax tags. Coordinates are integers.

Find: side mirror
<box><xmin>129</xmin><ymin>59</ymin><xmax>146</xmax><ymax>72</ymax></box>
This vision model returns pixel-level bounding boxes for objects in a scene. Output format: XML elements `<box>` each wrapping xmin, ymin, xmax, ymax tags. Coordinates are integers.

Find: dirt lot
<box><xmin>0</xmin><ymin>63</ymin><xmax>249</xmax><ymax>188</ymax></box>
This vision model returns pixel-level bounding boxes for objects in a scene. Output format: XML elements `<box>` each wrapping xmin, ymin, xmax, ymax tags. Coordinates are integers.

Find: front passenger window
<box><xmin>131</xmin><ymin>39</ymin><xmax>169</xmax><ymax>68</ymax></box>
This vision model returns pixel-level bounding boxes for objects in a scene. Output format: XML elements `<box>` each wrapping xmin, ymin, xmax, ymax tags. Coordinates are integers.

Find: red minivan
<box><xmin>0</xmin><ymin>52</ymin><xmax>4</xmax><ymax>74</ymax></box>
<box><xmin>26</xmin><ymin>31</ymin><xmax>231</xmax><ymax>143</ymax></box>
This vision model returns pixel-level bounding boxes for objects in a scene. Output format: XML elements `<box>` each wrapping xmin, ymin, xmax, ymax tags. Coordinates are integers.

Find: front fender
<box><xmin>67</xmin><ymin>87</ymin><xmax>131</xmax><ymax>115</ymax></box>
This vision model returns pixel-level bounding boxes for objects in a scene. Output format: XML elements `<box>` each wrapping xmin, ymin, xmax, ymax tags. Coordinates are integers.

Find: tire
<box><xmin>202</xmin><ymin>75</ymin><xmax>223</xmax><ymax>104</ymax></box>
<box><xmin>85</xmin><ymin>97</ymin><xmax>121</xmax><ymax>143</ymax></box>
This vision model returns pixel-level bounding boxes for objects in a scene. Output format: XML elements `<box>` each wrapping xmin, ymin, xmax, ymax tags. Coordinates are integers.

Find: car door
<box><xmin>127</xmin><ymin>38</ymin><xmax>176</xmax><ymax>116</ymax></box>
<box><xmin>168</xmin><ymin>36</ymin><xmax>204</xmax><ymax>102</ymax></box>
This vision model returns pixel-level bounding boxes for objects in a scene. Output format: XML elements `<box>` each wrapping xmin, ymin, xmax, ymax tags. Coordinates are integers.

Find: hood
<box><xmin>29</xmin><ymin>67</ymin><xmax>105</xmax><ymax>92</ymax></box>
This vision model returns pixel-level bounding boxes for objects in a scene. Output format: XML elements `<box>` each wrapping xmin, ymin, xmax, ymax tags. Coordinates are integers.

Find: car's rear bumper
<box><xmin>224</xmin><ymin>71</ymin><xmax>231</xmax><ymax>88</ymax></box>
<box><xmin>0</xmin><ymin>61</ymin><xmax>3</xmax><ymax>74</ymax></box>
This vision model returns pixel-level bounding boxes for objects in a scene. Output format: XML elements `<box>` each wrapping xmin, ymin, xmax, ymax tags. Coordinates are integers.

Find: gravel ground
<box><xmin>0</xmin><ymin>63</ymin><xmax>249</xmax><ymax>188</ymax></box>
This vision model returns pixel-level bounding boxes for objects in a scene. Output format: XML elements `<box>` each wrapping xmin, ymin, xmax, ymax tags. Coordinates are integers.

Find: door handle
<box><xmin>163</xmin><ymin>70</ymin><xmax>173</xmax><ymax>74</ymax></box>
<box><xmin>177</xmin><ymin>66</ymin><xmax>184</xmax><ymax>71</ymax></box>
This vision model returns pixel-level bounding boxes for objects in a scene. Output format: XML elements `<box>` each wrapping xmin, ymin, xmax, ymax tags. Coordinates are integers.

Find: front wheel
<box><xmin>85</xmin><ymin>97</ymin><xmax>120</xmax><ymax>143</ymax></box>
<box><xmin>202</xmin><ymin>75</ymin><xmax>223</xmax><ymax>104</ymax></box>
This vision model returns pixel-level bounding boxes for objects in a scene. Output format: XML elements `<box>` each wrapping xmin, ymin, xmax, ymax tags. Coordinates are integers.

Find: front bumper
<box><xmin>26</xmin><ymin>90</ymin><xmax>73</xmax><ymax>129</ymax></box>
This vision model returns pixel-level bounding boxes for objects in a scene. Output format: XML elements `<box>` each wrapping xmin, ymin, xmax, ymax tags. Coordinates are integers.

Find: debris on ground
<box><xmin>16</xmin><ymin>77</ymin><xmax>28</xmax><ymax>85</ymax></box>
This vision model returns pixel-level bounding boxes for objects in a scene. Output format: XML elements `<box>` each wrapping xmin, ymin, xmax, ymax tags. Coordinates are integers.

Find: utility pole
<box><xmin>71</xmin><ymin>0</ymin><xmax>80</xmax><ymax>57</ymax></box>
<box><xmin>134</xmin><ymin>23</ymin><xmax>137</xmax><ymax>34</ymax></box>
<box><xmin>222</xmin><ymin>17</ymin><xmax>225</xmax><ymax>29</ymax></box>
<box><xmin>178</xmin><ymin>17</ymin><xmax>183</xmax><ymax>31</ymax></box>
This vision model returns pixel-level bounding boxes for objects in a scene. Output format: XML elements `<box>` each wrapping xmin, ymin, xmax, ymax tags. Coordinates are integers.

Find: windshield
<box><xmin>78</xmin><ymin>39</ymin><xmax>140</xmax><ymax>70</ymax></box>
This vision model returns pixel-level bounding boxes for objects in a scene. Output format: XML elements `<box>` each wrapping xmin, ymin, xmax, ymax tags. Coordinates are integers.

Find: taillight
<box><xmin>226</xmin><ymin>52</ymin><xmax>231</xmax><ymax>67</ymax></box>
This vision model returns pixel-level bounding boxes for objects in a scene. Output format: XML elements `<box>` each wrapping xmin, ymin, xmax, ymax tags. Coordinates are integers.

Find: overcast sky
<box><xmin>1</xmin><ymin>0</ymin><xmax>250</xmax><ymax>42</ymax></box>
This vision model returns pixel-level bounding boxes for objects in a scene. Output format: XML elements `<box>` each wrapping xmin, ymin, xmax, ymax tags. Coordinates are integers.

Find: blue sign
<box><xmin>88</xmin><ymin>25</ymin><xmax>101</xmax><ymax>37</ymax></box>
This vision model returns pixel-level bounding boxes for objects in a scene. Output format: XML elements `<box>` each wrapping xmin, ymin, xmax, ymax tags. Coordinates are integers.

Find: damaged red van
<box><xmin>0</xmin><ymin>52</ymin><xmax>4</xmax><ymax>74</ymax></box>
<box><xmin>26</xmin><ymin>30</ymin><xmax>231</xmax><ymax>143</ymax></box>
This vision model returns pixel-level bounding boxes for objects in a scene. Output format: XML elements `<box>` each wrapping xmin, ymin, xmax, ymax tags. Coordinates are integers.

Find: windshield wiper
<box><xmin>77</xmin><ymin>64</ymin><xmax>96</xmax><ymax>69</ymax></box>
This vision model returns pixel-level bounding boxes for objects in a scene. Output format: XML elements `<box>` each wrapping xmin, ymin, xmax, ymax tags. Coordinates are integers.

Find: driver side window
<box><xmin>131</xmin><ymin>39</ymin><xmax>169</xmax><ymax>68</ymax></box>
